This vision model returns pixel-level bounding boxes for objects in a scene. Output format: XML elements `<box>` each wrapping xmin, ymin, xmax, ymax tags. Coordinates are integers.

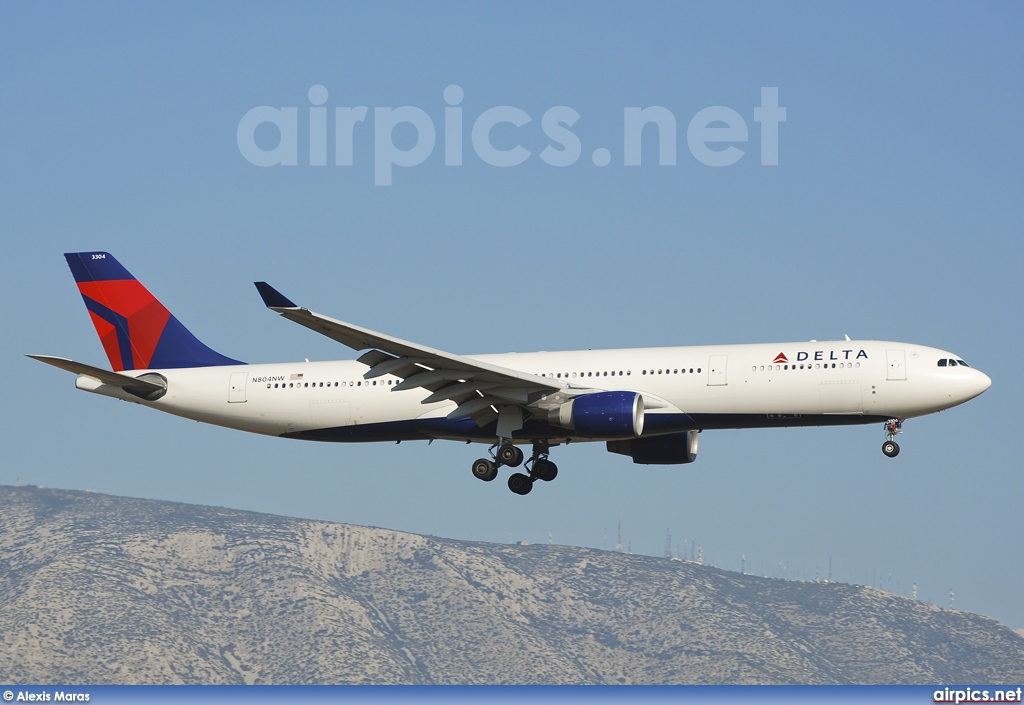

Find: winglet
<box><xmin>254</xmin><ymin>282</ymin><xmax>299</xmax><ymax>309</ymax></box>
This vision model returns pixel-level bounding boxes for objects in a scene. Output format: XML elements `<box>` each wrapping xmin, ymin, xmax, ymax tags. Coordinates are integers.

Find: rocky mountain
<box><xmin>1</xmin><ymin>485</ymin><xmax>1021</xmax><ymax>684</ymax></box>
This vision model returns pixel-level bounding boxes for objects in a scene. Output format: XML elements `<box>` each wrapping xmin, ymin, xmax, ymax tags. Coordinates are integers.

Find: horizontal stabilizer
<box><xmin>27</xmin><ymin>354</ymin><xmax>167</xmax><ymax>399</ymax></box>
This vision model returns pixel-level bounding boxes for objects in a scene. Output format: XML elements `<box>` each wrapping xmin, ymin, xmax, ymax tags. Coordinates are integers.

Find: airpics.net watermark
<box><xmin>237</xmin><ymin>85</ymin><xmax>786</xmax><ymax>186</ymax></box>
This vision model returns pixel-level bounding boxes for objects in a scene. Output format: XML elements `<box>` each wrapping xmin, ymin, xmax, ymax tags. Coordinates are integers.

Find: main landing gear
<box><xmin>882</xmin><ymin>418</ymin><xmax>903</xmax><ymax>458</ymax></box>
<box><xmin>472</xmin><ymin>441</ymin><xmax>558</xmax><ymax>496</ymax></box>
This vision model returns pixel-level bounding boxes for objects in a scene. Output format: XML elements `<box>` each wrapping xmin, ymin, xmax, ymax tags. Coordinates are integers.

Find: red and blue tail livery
<box><xmin>64</xmin><ymin>252</ymin><xmax>242</xmax><ymax>370</ymax></box>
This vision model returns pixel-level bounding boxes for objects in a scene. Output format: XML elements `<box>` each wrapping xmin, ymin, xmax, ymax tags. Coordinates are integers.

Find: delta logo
<box><xmin>771</xmin><ymin>349</ymin><xmax>869</xmax><ymax>364</ymax></box>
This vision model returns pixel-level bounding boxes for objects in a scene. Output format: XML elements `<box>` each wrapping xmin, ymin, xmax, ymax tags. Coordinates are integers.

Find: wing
<box><xmin>254</xmin><ymin>283</ymin><xmax>572</xmax><ymax>429</ymax></box>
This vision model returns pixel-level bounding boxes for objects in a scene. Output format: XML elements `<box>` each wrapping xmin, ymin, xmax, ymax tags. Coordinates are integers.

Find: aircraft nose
<box><xmin>944</xmin><ymin>366</ymin><xmax>991</xmax><ymax>408</ymax></box>
<box><xmin>975</xmin><ymin>370</ymin><xmax>992</xmax><ymax>395</ymax></box>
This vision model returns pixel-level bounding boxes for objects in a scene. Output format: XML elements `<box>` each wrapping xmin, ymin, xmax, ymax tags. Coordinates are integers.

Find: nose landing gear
<box><xmin>882</xmin><ymin>418</ymin><xmax>903</xmax><ymax>457</ymax></box>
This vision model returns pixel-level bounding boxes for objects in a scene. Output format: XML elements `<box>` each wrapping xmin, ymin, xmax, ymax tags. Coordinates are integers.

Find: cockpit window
<box><xmin>937</xmin><ymin>359</ymin><xmax>947</xmax><ymax>367</ymax></box>
<box><xmin>957</xmin><ymin>359</ymin><xmax>969</xmax><ymax>367</ymax></box>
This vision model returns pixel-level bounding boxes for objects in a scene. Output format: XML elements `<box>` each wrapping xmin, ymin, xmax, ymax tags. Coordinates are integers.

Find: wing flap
<box><xmin>356</xmin><ymin>350</ymin><xmax>397</xmax><ymax>368</ymax></box>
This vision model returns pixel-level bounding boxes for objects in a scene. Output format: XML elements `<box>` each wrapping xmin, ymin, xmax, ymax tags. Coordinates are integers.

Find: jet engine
<box><xmin>606</xmin><ymin>430</ymin><xmax>699</xmax><ymax>465</ymax></box>
<box><xmin>551</xmin><ymin>391</ymin><xmax>644</xmax><ymax>438</ymax></box>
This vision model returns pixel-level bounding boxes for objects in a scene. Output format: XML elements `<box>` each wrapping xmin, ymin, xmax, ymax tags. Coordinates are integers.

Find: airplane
<box><xmin>30</xmin><ymin>252</ymin><xmax>992</xmax><ymax>496</ymax></box>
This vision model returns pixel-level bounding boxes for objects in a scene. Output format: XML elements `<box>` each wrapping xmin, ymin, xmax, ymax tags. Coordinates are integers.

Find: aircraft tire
<box><xmin>498</xmin><ymin>444</ymin><xmax>524</xmax><ymax>467</ymax></box>
<box><xmin>882</xmin><ymin>441</ymin><xmax>900</xmax><ymax>458</ymax></box>
<box><xmin>533</xmin><ymin>459</ymin><xmax>558</xmax><ymax>482</ymax></box>
<box><xmin>472</xmin><ymin>458</ymin><xmax>498</xmax><ymax>481</ymax></box>
<box><xmin>508</xmin><ymin>473</ymin><xmax>533</xmax><ymax>495</ymax></box>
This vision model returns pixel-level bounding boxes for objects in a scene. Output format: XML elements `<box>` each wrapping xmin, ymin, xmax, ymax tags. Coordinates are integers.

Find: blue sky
<box><xmin>2</xmin><ymin>3</ymin><xmax>1022</xmax><ymax>630</ymax></box>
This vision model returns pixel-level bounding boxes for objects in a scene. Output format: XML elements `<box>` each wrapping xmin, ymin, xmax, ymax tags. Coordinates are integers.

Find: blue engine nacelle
<box><xmin>553</xmin><ymin>391</ymin><xmax>644</xmax><ymax>438</ymax></box>
<box><xmin>606</xmin><ymin>430</ymin><xmax>699</xmax><ymax>465</ymax></box>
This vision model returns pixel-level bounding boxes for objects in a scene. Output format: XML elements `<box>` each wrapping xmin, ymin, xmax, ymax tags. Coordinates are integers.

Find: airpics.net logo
<box><xmin>236</xmin><ymin>85</ymin><xmax>786</xmax><ymax>186</ymax></box>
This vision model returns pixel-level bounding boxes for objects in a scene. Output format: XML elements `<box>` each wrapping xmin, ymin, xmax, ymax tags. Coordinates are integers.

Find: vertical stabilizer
<box><xmin>64</xmin><ymin>251</ymin><xmax>243</xmax><ymax>371</ymax></box>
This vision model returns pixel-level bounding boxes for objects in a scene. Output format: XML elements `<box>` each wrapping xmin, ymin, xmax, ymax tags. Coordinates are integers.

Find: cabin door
<box><xmin>228</xmin><ymin>372</ymin><xmax>247</xmax><ymax>402</ymax></box>
<box><xmin>886</xmin><ymin>349</ymin><xmax>907</xmax><ymax>381</ymax></box>
<box><xmin>708</xmin><ymin>355</ymin><xmax>728</xmax><ymax>386</ymax></box>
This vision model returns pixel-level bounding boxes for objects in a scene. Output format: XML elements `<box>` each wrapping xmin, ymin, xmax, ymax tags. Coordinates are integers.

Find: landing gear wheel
<box><xmin>508</xmin><ymin>473</ymin><xmax>533</xmax><ymax>495</ymax></box>
<box><xmin>498</xmin><ymin>444</ymin><xmax>524</xmax><ymax>468</ymax></box>
<box><xmin>532</xmin><ymin>458</ymin><xmax>558</xmax><ymax>482</ymax></box>
<box><xmin>882</xmin><ymin>418</ymin><xmax>903</xmax><ymax>458</ymax></box>
<box><xmin>472</xmin><ymin>458</ymin><xmax>498</xmax><ymax>482</ymax></box>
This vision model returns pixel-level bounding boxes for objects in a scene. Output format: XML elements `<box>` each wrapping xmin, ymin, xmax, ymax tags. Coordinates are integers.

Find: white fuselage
<box><xmin>76</xmin><ymin>339</ymin><xmax>991</xmax><ymax>445</ymax></box>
